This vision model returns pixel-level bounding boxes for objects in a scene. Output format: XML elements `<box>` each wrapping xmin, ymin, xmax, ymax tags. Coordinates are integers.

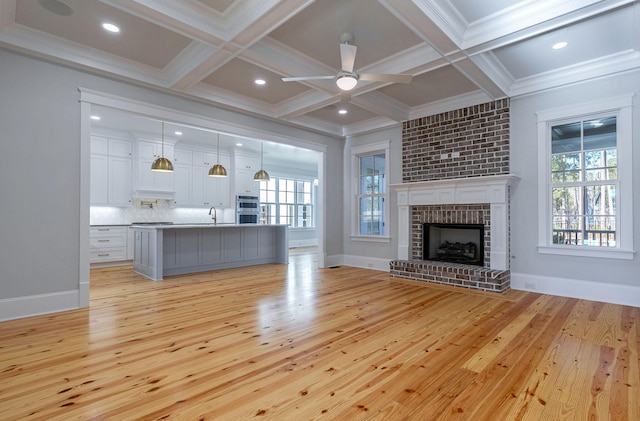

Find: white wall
<box><xmin>0</xmin><ymin>48</ymin><xmax>343</xmax><ymax>320</ymax></box>
<box><xmin>341</xmin><ymin>125</ymin><xmax>403</xmax><ymax>270</ymax></box>
<box><xmin>509</xmin><ymin>69</ymin><xmax>640</xmax><ymax>306</ymax></box>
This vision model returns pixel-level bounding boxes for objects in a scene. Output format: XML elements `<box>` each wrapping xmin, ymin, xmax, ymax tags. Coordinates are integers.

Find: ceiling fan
<box><xmin>281</xmin><ymin>33</ymin><xmax>413</xmax><ymax>92</ymax></box>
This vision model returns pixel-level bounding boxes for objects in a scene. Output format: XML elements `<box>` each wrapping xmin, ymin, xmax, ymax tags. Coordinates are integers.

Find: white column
<box><xmin>490</xmin><ymin>203</ymin><xmax>508</xmax><ymax>270</ymax></box>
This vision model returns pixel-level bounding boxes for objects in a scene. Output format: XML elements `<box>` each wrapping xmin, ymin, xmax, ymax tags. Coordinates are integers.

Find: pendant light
<box><xmin>208</xmin><ymin>133</ymin><xmax>227</xmax><ymax>177</ymax></box>
<box><xmin>253</xmin><ymin>142</ymin><xmax>270</xmax><ymax>182</ymax></box>
<box><xmin>151</xmin><ymin>121</ymin><xmax>173</xmax><ymax>172</ymax></box>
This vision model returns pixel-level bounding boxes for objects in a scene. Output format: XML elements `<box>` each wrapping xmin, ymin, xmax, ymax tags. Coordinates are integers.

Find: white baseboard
<box><xmin>325</xmin><ymin>254</ymin><xmax>344</xmax><ymax>268</ymax></box>
<box><xmin>511</xmin><ymin>272</ymin><xmax>640</xmax><ymax>307</ymax></box>
<box><xmin>343</xmin><ymin>255</ymin><xmax>390</xmax><ymax>272</ymax></box>
<box><xmin>289</xmin><ymin>239</ymin><xmax>318</xmax><ymax>248</ymax></box>
<box><xmin>0</xmin><ymin>290</ymin><xmax>81</xmax><ymax>321</ymax></box>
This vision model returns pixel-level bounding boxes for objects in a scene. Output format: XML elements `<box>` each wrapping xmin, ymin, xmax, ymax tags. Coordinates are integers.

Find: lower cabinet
<box><xmin>90</xmin><ymin>226</ymin><xmax>130</xmax><ymax>265</ymax></box>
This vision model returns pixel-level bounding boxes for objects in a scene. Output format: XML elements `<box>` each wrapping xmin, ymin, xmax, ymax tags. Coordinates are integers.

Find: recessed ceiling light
<box><xmin>174</xmin><ymin>131</ymin><xmax>183</xmax><ymax>136</ymax></box>
<box><xmin>236</xmin><ymin>143</ymin><xmax>243</xmax><ymax>147</ymax></box>
<box><xmin>338</xmin><ymin>109</ymin><xmax>348</xmax><ymax>115</ymax></box>
<box><xmin>102</xmin><ymin>23</ymin><xmax>120</xmax><ymax>33</ymax></box>
<box><xmin>90</xmin><ymin>115</ymin><xmax>101</xmax><ymax>120</ymax></box>
<box><xmin>38</xmin><ymin>0</ymin><xmax>73</xmax><ymax>16</ymax></box>
<box><xmin>254</xmin><ymin>79</ymin><xmax>266</xmax><ymax>85</ymax></box>
<box><xmin>552</xmin><ymin>41</ymin><xmax>567</xmax><ymax>50</ymax></box>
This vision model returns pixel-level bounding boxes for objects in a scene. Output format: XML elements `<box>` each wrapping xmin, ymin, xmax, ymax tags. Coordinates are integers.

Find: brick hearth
<box><xmin>389</xmin><ymin>260</ymin><xmax>510</xmax><ymax>293</ymax></box>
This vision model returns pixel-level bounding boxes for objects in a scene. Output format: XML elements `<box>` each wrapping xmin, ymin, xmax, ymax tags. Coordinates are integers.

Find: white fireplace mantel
<box><xmin>390</xmin><ymin>174</ymin><xmax>520</xmax><ymax>270</ymax></box>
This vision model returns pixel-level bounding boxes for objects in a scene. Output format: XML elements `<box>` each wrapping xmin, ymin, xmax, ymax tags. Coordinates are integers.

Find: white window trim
<box><xmin>351</xmin><ymin>140</ymin><xmax>391</xmax><ymax>242</ymax></box>
<box><xmin>536</xmin><ymin>94</ymin><xmax>635</xmax><ymax>260</ymax></box>
<box><xmin>260</xmin><ymin>175</ymin><xmax>316</xmax><ymax>228</ymax></box>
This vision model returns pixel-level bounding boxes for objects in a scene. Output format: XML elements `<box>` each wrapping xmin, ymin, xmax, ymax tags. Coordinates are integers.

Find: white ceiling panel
<box><xmin>1</xmin><ymin>0</ymin><xmax>637</xmax><ymax>136</ymax></box>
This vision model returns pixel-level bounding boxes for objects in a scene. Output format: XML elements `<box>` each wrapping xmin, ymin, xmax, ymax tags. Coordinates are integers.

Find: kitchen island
<box><xmin>132</xmin><ymin>223</ymin><xmax>288</xmax><ymax>280</ymax></box>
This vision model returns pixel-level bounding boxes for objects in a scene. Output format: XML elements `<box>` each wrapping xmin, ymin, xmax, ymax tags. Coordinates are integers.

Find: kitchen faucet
<box><xmin>208</xmin><ymin>206</ymin><xmax>217</xmax><ymax>224</ymax></box>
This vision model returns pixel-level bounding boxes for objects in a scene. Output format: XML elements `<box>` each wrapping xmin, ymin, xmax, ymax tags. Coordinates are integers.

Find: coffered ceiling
<box><xmin>1</xmin><ymin>0</ymin><xmax>639</xmax><ymax>137</ymax></box>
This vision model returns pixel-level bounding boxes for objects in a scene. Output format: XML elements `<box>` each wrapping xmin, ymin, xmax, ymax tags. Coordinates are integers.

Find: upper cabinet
<box><xmin>90</xmin><ymin>136</ymin><xmax>132</xmax><ymax>206</ymax></box>
<box><xmin>135</xmin><ymin>140</ymin><xmax>174</xmax><ymax>192</ymax></box>
<box><xmin>90</xmin><ymin>134</ymin><xmax>278</xmax><ymax>209</ymax></box>
<box><xmin>172</xmin><ymin>147</ymin><xmax>231</xmax><ymax>207</ymax></box>
<box><xmin>234</xmin><ymin>153</ymin><xmax>260</xmax><ymax>196</ymax></box>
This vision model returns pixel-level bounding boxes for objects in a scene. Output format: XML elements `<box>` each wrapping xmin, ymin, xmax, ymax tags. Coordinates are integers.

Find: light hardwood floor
<box><xmin>1</xmin><ymin>250</ymin><xmax>638</xmax><ymax>420</ymax></box>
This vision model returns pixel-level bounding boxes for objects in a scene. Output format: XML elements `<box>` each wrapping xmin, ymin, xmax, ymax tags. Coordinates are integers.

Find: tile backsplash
<box><xmin>90</xmin><ymin>199</ymin><xmax>235</xmax><ymax>225</ymax></box>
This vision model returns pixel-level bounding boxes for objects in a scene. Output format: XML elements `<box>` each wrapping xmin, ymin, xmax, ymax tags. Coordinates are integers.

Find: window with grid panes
<box><xmin>550</xmin><ymin>116</ymin><xmax>617</xmax><ymax>247</ymax></box>
<box><xmin>358</xmin><ymin>153</ymin><xmax>386</xmax><ymax>236</ymax></box>
<box><xmin>259</xmin><ymin>177</ymin><xmax>314</xmax><ymax>228</ymax></box>
<box><xmin>536</xmin><ymin>95</ymin><xmax>633</xmax><ymax>259</ymax></box>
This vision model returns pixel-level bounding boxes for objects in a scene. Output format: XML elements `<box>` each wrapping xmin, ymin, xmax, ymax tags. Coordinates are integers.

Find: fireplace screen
<box><xmin>423</xmin><ymin>223</ymin><xmax>484</xmax><ymax>266</ymax></box>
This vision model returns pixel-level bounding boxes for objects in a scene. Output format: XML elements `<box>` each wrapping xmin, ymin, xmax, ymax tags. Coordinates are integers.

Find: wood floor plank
<box><xmin>1</xmin><ymin>251</ymin><xmax>638</xmax><ymax>420</ymax></box>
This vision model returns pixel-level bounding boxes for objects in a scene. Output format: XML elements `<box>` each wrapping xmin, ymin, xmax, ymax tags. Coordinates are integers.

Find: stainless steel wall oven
<box><xmin>236</xmin><ymin>195</ymin><xmax>260</xmax><ymax>224</ymax></box>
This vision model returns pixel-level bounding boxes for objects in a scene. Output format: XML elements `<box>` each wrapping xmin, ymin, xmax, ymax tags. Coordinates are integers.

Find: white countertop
<box><xmin>131</xmin><ymin>223</ymin><xmax>286</xmax><ymax>229</ymax></box>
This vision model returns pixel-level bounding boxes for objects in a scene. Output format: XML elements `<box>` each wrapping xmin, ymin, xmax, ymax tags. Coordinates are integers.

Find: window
<box><xmin>259</xmin><ymin>177</ymin><xmax>314</xmax><ymax>228</ymax></box>
<box><xmin>359</xmin><ymin>153</ymin><xmax>386</xmax><ymax>235</ymax></box>
<box><xmin>351</xmin><ymin>141</ymin><xmax>390</xmax><ymax>241</ymax></box>
<box><xmin>551</xmin><ymin>116</ymin><xmax>617</xmax><ymax>247</ymax></box>
<box><xmin>537</xmin><ymin>95</ymin><xmax>633</xmax><ymax>259</ymax></box>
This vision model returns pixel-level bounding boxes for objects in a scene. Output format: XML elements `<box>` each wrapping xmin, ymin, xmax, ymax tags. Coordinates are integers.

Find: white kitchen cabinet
<box><xmin>235</xmin><ymin>154</ymin><xmax>260</xmax><ymax>170</ymax></box>
<box><xmin>175</xmin><ymin>152</ymin><xmax>230</xmax><ymax>207</ymax></box>
<box><xmin>136</xmin><ymin>158</ymin><xmax>174</xmax><ymax>192</ymax></box>
<box><xmin>235</xmin><ymin>169</ymin><xmax>259</xmax><ymax>196</ymax></box>
<box><xmin>234</xmin><ymin>153</ymin><xmax>260</xmax><ymax>196</ymax></box>
<box><xmin>90</xmin><ymin>226</ymin><xmax>129</xmax><ymax>265</ymax></box>
<box><xmin>172</xmin><ymin>163</ymin><xmax>193</xmax><ymax>206</ymax></box>
<box><xmin>90</xmin><ymin>136</ymin><xmax>132</xmax><ymax>206</ymax></box>
<box><xmin>91</xmin><ymin>135</ymin><xmax>109</xmax><ymax>155</ymax></box>
<box><xmin>193</xmin><ymin>151</ymin><xmax>218</xmax><ymax>167</ymax></box>
<box><xmin>136</xmin><ymin>140</ymin><xmax>174</xmax><ymax>192</ymax></box>
<box><xmin>203</xmin><ymin>154</ymin><xmax>231</xmax><ymax>207</ymax></box>
<box><xmin>109</xmin><ymin>138</ymin><xmax>133</xmax><ymax>158</ymax></box>
<box><xmin>90</xmin><ymin>154</ymin><xmax>109</xmax><ymax>205</ymax></box>
<box><xmin>108</xmin><ymin>156</ymin><xmax>133</xmax><ymax>206</ymax></box>
<box><xmin>138</xmin><ymin>140</ymin><xmax>174</xmax><ymax>161</ymax></box>
<box><xmin>173</xmin><ymin>148</ymin><xmax>192</xmax><ymax>165</ymax></box>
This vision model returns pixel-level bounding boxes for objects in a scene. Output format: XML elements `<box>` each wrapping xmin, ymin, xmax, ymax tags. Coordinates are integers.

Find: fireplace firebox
<box><xmin>423</xmin><ymin>223</ymin><xmax>484</xmax><ymax>266</ymax></box>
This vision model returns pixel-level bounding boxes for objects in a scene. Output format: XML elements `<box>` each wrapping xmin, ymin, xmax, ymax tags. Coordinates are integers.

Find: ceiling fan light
<box><xmin>336</xmin><ymin>74</ymin><xmax>358</xmax><ymax>91</ymax></box>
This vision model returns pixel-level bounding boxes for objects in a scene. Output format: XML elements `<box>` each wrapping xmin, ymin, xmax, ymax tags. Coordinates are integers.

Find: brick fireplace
<box><xmin>389</xmin><ymin>99</ymin><xmax>518</xmax><ymax>293</ymax></box>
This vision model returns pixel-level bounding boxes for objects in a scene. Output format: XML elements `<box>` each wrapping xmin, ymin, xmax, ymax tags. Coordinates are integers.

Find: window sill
<box><xmin>351</xmin><ymin>235</ymin><xmax>391</xmax><ymax>243</ymax></box>
<box><xmin>537</xmin><ymin>245</ymin><xmax>636</xmax><ymax>260</ymax></box>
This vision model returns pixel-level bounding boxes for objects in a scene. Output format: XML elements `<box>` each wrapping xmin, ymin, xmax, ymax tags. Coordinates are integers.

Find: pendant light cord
<box><xmin>161</xmin><ymin>121</ymin><xmax>165</xmax><ymax>157</ymax></box>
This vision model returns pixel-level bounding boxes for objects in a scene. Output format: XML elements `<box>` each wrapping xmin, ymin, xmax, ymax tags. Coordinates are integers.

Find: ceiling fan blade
<box><xmin>340</xmin><ymin>43</ymin><xmax>357</xmax><ymax>73</ymax></box>
<box><xmin>340</xmin><ymin>91</ymin><xmax>351</xmax><ymax>104</ymax></box>
<box><xmin>359</xmin><ymin>73</ymin><xmax>413</xmax><ymax>84</ymax></box>
<box><xmin>282</xmin><ymin>75</ymin><xmax>334</xmax><ymax>82</ymax></box>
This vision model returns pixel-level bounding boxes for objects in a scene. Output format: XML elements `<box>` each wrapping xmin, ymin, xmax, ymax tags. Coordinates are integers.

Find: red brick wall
<box><xmin>402</xmin><ymin>99</ymin><xmax>510</xmax><ymax>182</ymax></box>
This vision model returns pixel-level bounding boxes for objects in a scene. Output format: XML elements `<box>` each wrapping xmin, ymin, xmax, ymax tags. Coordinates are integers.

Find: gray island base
<box><xmin>132</xmin><ymin>224</ymin><xmax>288</xmax><ymax>280</ymax></box>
